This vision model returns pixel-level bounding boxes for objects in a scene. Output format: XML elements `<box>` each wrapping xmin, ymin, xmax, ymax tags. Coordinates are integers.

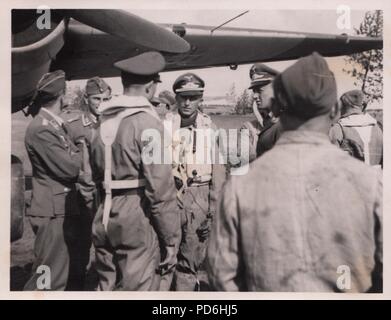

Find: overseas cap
<box><xmin>158</xmin><ymin>90</ymin><xmax>176</xmax><ymax>106</ymax></box>
<box><xmin>173</xmin><ymin>73</ymin><xmax>205</xmax><ymax>96</ymax></box>
<box><xmin>341</xmin><ymin>90</ymin><xmax>364</xmax><ymax>109</ymax></box>
<box><xmin>249</xmin><ymin>63</ymin><xmax>279</xmax><ymax>89</ymax></box>
<box><xmin>86</xmin><ymin>77</ymin><xmax>111</xmax><ymax>95</ymax></box>
<box><xmin>26</xmin><ymin>70</ymin><xmax>66</xmax><ymax>116</ymax></box>
<box><xmin>35</xmin><ymin>70</ymin><xmax>66</xmax><ymax>98</ymax></box>
<box><xmin>273</xmin><ymin>52</ymin><xmax>337</xmax><ymax>119</ymax></box>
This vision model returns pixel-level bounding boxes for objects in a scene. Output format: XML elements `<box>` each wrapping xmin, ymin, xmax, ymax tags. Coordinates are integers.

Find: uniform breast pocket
<box><xmin>52</xmin><ymin>185</ymin><xmax>79</xmax><ymax>216</ymax></box>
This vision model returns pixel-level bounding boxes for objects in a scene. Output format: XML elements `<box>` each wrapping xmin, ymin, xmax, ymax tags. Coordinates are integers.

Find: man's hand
<box><xmin>158</xmin><ymin>245</ymin><xmax>177</xmax><ymax>276</ymax></box>
<box><xmin>196</xmin><ymin>217</ymin><xmax>212</xmax><ymax>242</ymax></box>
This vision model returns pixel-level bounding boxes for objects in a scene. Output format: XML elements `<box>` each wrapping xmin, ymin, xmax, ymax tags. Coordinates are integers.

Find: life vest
<box><xmin>99</xmin><ymin>95</ymin><xmax>160</xmax><ymax>231</ymax></box>
<box><xmin>164</xmin><ymin>111</ymin><xmax>214</xmax><ymax>187</ymax></box>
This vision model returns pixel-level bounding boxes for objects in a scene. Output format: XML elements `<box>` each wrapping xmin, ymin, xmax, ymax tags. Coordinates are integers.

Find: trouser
<box><xmin>92</xmin><ymin>192</ymin><xmax>161</xmax><ymax>291</ymax></box>
<box><xmin>66</xmin><ymin>204</ymin><xmax>92</xmax><ymax>291</ymax></box>
<box><xmin>23</xmin><ymin>215</ymin><xmax>86</xmax><ymax>291</ymax></box>
<box><xmin>173</xmin><ymin>184</ymin><xmax>210</xmax><ymax>291</ymax></box>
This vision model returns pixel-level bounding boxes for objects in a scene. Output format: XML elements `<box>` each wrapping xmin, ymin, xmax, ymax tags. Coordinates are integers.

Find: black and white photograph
<box><xmin>6</xmin><ymin>0</ymin><xmax>387</xmax><ymax>297</ymax></box>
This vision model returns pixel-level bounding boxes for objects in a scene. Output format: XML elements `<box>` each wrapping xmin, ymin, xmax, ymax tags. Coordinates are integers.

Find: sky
<box><xmin>68</xmin><ymin>9</ymin><xmax>377</xmax><ymax>106</ymax></box>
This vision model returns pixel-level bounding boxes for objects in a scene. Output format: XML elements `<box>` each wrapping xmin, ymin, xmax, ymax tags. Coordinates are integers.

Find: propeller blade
<box><xmin>66</xmin><ymin>9</ymin><xmax>190</xmax><ymax>53</ymax></box>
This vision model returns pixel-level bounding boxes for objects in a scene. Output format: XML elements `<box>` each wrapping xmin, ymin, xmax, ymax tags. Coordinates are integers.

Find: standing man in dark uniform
<box><xmin>90</xmin><ymin>52</ymin><xmax>181</xmax><ymax>291</ymax></box>
<box><xmin>247</xmin><ymin>63</ymin><xmax>283</xmax><ymax>157</ymax></box>
<box><xmin>24</xmin><ymin>70</ymin><xmax>82</xmax><ymax>290</ymax></box>
<box><xmin>239</xmin><ymin>64</ymin><xmax>280</xmax><ymax>163</ymax></box>
<box><xmin>60</xmin><ymin>77</ymin><xmax>112</xmax><ymax>289</ymax></box>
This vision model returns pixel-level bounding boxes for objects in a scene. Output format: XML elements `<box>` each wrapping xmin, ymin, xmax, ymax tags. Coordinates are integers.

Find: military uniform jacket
<box><xmin>25</xmin><ymin>108</ymin><xmax>82</xmax><ymax>217</ymax></box>
<box><xmin>207</xmin><ymin>131</ymin><xmax>382</xmax><ymax>292</ymax></box>
<box><xmin>60</xmin><ymin>108</ymin><xmax>98</xmax><ymax>206</ymax></box>
<box><xmin>256</xmin><ymin>120</ymin><xmax>282</xmax><ymax>157</ymax></box>
<box><xmin>60</xmin><ymin>108</ymin><xmax>99</xmax><ymax>146</ymax></box>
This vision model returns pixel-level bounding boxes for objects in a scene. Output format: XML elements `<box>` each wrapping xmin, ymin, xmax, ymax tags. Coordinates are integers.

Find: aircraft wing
<box><xmin>163</xmin><ymin>24</ymin><xmax>382</xmax><ymax>70</ymax></box>
<box><xmin>53</xmin><ymin>21</ymin><xmax>382</xmax><ymax>78</ymax></box>
<box><xmin>12</xmin><ymin>17</ymin><xmax>382</xmax><ymax>112</ymax></box>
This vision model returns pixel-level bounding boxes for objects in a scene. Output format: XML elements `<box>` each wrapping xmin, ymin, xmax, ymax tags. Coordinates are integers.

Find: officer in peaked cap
<box><xmin>173</xmin><ymin>73</ymin><xmax>205</xmax><ymax>96</ymax></box>
<box><xmin>250</xmin><ymin>64</ymin><xmax>284</xmax><ymax>158</ymax></box>
<box><xmin>238</xmin><ymin>64</ymin><xmax>280</xmax><ymax>164</ymax></box>
<box><xmin>249</xmin><ymin>63</ymin><xmax>280</xmax><ymax>126</ymax></box>
<box><xmin>249</xmin><ymin>63</ymin><xmax>279</xmax><ymax>90</ymax></box>
<box><xmin>59</xmin><ymin>76</ymin><xmax>112</xmax><ymax>290</ymax></box>
<box><xmin>90</xmin><ymin>51</ymin><xmax>181</xmax><ymax>291</ymax></box>
<box><xmin>24</xmin><ymin>70</ymin><xmax>83</xmax><ymax>290</ymax></box>
<box><xmin>165</xmin><ymin>72</ymin><xmax>225</xmax><ymax>291</ymax></box>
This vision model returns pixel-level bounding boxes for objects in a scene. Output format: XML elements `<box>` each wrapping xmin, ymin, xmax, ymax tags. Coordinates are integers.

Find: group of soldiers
<box><xmin>23</xmin><ymin>50</ymin><xmax>382</xmax><ymax>292</ymax></box>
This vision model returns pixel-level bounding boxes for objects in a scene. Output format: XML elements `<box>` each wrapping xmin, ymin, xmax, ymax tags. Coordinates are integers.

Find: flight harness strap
<box><xmin>100</xmin><ymin>107</ymin><xmax>157</xmax><ymax>231</ymax></box>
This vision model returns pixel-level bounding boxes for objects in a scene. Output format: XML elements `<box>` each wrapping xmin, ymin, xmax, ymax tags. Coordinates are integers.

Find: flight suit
<box><xmin>24</xmin><ymin>108</ymin><xmax>82</xmax><ymax>290</ymax></box>
<box><xmin>90</xmin><ymin>95</ymin><xmax>181</xmax><ymax>291</ymax></box>
<box><xmin>60</xmin><ymin>108</ymin><xmax>99</xmax><ymax>290</ymax></box>
<box><xmin>165</xmin><ymin>111</ymin><xmax>223</xmax><ymax>291</ymax></box>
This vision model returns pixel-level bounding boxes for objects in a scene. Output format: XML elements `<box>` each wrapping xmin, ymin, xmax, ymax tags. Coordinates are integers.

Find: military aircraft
<box><xmin>11</xmin><ymin>9</ymin><xmax>383</xmax><ymax>241</ymax></box>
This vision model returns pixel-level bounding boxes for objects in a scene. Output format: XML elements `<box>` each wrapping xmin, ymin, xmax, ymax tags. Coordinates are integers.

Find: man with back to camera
<box><xmin>24</xmin><ymin>70</ymin><xmax>82</xmax><ymax>290</ymax></box>
<box><xmin>329</xmin><ymin>89</ymin><xmax>382</xmax><ymax>167</ymax></box>
<box><xmin>89</xmin><ymin>52</ymin><xmax>181</xmax><ymax>290</ymax></box>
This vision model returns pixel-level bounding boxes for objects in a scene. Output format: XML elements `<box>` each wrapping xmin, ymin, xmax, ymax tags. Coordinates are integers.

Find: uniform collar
<box><xmin>339</xmin><ymin>113</ymin><xmax>377</xmax><ymax>127</ymax></box>
<box><xmin>276</xmin><ymin>130</ymin><xmax>331</xmax><ymax>146</ymax></box>
<box><xmin>40</xmin><ymin>107</ymin><xmax>64</xmax><ymax>126</ymax></box>
<box><xmin>82</xmin><ymin>111</ymin><xmax>98</xmax><ymax>126</ymax></box>
<box><xmin>98</xmin><ymin>95</ymin><xmax>158</xmax><ymax>118</ymax></box>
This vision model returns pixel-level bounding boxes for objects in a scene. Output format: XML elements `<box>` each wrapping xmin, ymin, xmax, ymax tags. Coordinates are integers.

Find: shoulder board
<box><xmin>49</xmin><ymin>119</ymin><xmax>60</xmax><ymax>130</ymax></box>
<box><xmin>199</xmin><ymin>111</ymin><xmax>211</xmax><ymax>119</ymax></box>
<box><xmin>66</xmin><ymin>115</ymin><xmax>81</xmax><ymax>123</ymax></box>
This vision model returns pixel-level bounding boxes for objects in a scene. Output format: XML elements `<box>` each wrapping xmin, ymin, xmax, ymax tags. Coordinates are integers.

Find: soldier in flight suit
<box><xmin>60</xmin><ymin>77</ymin><xmax>112</xmax><ymax>290</ymax></box>
<box><xmin>23</xmin><ymin>70</ymin><xmax>82</xmax><ymax>290</ymax></box>
<box><xmin>165</xmin><ymin>73</ymin><xmax>223</xmax><ymax>291</ymax></box>
<box><xmin>90</xmin><ymin>52</ymin><xmax>181</xmax><ymax>291</ymax></box>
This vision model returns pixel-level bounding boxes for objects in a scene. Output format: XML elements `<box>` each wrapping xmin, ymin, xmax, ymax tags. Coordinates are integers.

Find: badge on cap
<box><xmin>173</xmin><ymin>73</ymin><xmax>205</xmax><ymax>95</ymax></box>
